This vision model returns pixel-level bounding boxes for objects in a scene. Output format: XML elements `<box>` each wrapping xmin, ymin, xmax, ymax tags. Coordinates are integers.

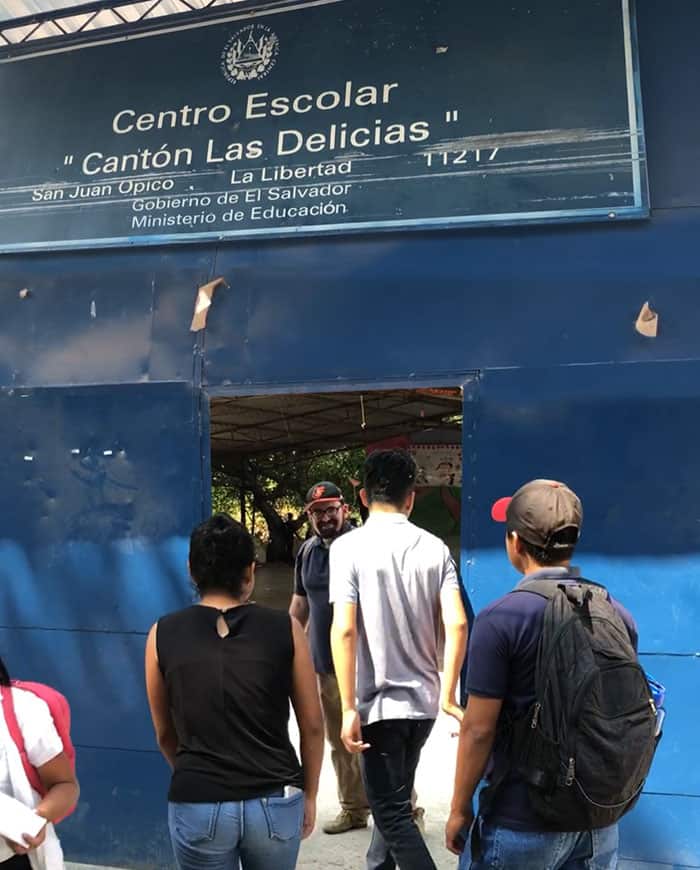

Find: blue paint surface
<box><xmin>620</xmin><ymin>794</ymin><xmax>700</xmax><ymax>867</ymax></box>
<box><xmin>204</xmin><ymin>207</ymin><xmax>700</xmax><ymax>387</ymax></box>
<box><xmin>59</xmin><ymin>748</ymin><xmax>171</xmax><ymax>867</ymax></box>
<box><xmin>465</xmin><ymin>363</ymin><xmax>700</xmax><ymax>648</ymax></box>
<box><xmin>0</xmin><ymin>384</ymin><xmax>199</xmax><ymax>862</ymax></box>
<box><xmin>637</xmin><ymin>655</ymin><xmax>700</xmax><ymax>796</ymax></box>
<box><xmin>0</xmin><ymin>627</ymin><xmax>154</xmax><ymax>751</ymax></box>
<box><xmin>0</xmin><ymin>2</ymin><xmax>698</xmax><ymax>866</ymax></box>
<box><xmin>0</xmin><ymin>247</ymin><xmax>210</xmax><ymax>387</ymax></box>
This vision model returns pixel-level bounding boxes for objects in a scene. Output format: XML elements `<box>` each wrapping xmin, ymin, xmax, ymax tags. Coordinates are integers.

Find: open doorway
<box><xmin>208</xmin><ymin>385</ymin><xmax>468</xmax><ymax>861</ymax></box>
<box><xmin>209</xmin><ymin>386</ymin><xmax>464</xmax><ymax>609</ymax></box>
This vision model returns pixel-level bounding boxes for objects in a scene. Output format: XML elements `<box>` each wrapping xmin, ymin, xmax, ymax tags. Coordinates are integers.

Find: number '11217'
<box><xmin>425</xmin><ymin>147</ymin><xmax>500</xmax><ymax>167</ymax></box>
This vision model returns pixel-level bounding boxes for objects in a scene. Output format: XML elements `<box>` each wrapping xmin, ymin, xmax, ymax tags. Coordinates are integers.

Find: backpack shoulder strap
<box><xmin>2</xmin><ymin>684</ymin><xmax>45</xmax><ymax>795</ymax></box>
<box><xmin>513</xmin><ymin>577</ymin><xmax>609</xmax><ymax>601</ymax></box>
<box><xmin>513</xmin><ymin>578</ymin><xmax>564</xmax><ymax>600</ymax></box>
<box><xmin>15</xmin><ymin>681</ymin><xmax>75</xmax><ymax>763</ymax></box>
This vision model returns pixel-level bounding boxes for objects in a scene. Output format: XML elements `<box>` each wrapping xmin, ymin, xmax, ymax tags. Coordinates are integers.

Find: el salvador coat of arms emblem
<box><xmin>221</xmin><ymin>24</ymin><xmax>280</xmax><ymax>84</ymax></box>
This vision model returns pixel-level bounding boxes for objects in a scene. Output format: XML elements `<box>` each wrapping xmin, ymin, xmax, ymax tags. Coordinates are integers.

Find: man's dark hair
<box><xmin>0</xmin><ymin>656</ymin><xmax>10</xmax><ymax>687</ymax></box>
<box><xmin>189</xmin><ymin>513</ymin><xmax>255</xmax><ymax>598</ymax></box>
<box><xmin>363</xmin><ymin>449</ymin><xmax>417</xmax><ymax>507</ymax></box>
<box><xmin>508</xmin><ymin>525</ymin><xmax>578</xmax><ymax>566</ymax></box>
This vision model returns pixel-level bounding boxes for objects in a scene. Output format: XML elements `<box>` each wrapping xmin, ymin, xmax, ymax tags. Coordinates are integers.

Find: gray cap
<box><xmin>491</xmin><ymin>479</ymin><xmax>582</xmax><ymax>549</ymax></box>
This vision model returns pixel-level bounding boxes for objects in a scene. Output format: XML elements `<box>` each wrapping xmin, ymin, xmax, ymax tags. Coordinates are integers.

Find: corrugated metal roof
<box><xmin>0</xmin><ymin>0</ymin><xmax>247</xmax><ymax>52</ymax></box>
<box><xmin>211</xmin><ymin>389</ymin><xmax>463</xmax><ymax>461</ymax></box>
<box><xmin>1</xmin><ymin>0</ymin><xmax>92</xmax><ymax>22</ymax></box>
<box><xmin>0</xmin><ymin>0</ymin><xmax>220</xmax><ymax>21</ymax></box>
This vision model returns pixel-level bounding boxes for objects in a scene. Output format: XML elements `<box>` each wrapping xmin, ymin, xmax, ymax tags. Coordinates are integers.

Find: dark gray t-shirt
<box><xmin>294</xmin><ymin>530</ymin><xmax>351</xmax><ymax>674</ymax></box>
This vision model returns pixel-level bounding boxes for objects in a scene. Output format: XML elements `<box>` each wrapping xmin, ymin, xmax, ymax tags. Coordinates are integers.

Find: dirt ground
<box><xmin>252</xmin><ymin>559</ymin><xmax>298</xmax><ymax>610</ymax></box>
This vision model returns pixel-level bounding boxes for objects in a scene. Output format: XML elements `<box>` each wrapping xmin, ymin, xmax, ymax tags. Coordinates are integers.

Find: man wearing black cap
<box><xmin>446</xmin><ymin>479</ymin><xmax>640</xmax><ymax>870</ymax></box>
<box><xmin>289</xmin><ymin>481</ymin><xmax>370</xmax><ymax>834</ymax></box>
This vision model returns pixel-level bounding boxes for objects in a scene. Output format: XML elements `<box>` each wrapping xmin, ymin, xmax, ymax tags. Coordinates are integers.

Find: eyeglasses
<box><xmin>310</xmin><ymin>505</ymin><xmax>341</xmax><ymax>519</ymax></box>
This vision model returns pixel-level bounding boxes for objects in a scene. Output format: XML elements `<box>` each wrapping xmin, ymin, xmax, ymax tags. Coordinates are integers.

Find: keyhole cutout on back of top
<box><xmin>216</xmin><ymin>613</ymin><xmax>230</xmax><ymax>638</ymax></box>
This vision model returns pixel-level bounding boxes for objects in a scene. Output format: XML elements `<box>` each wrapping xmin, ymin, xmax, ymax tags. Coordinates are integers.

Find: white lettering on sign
<box><xmin>276</xmin><ymin>120</ymin><xmax>429</xmax><ymax>155</ymax></box>
<box><xmin>245</xmin><ymin>81</ymin><xmax>399</xmax><ymax>119</ymax></box>
<box><xmin>83</xmin><ymin>147</ymin><xmax>192</xmax><ymax>176</ymax></box>
<box><xmin>112</xmin><ymin>104</ymin><xmax>232</xmax><ymax>134</ymax></box>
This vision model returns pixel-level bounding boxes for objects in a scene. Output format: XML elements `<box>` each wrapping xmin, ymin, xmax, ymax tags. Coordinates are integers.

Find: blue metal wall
<box><xmin>463</xmin><ymin>366</ymin><xmax>700</xmax><ymax>869</ymax></box>
<box><xmin>0</xmin><ymin>1</ymin><xmax>698</xmax><ymax>866</ymax></box>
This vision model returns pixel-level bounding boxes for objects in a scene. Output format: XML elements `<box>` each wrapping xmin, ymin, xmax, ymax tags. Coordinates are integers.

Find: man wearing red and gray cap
<box><xmin>290</xmin><ymin>481</ymin><xmax>370</xmax><ymax>834</ymax></box>
<box><xmin>446</xmin><ymin>480</ymin><xmax>640</xmax><ymax>870</ymax></box>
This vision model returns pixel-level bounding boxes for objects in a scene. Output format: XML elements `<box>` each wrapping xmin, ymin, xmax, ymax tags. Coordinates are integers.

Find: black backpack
<box><xmin>495</xmin><ymin>579</ymin><xmax>659</xmax><ymax>831</ymax></box>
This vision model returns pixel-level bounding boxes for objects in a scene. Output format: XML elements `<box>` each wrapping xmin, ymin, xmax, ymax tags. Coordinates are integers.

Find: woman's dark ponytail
<box><xmin>0</xmin><ymin>657</ymin><xmax>10</xmax><ymax>687</ymax></box>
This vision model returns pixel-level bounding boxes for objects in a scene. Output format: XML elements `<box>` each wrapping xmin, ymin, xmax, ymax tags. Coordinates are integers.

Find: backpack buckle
<box><xmin>563</xmin><ymin>584</ymin><xmax>593</xmax><ymax>608</ymax></box>
<box><xmin>565</xmin><ymin>757</ymin><xmax>576</xmax><ymax>786</ymax></box>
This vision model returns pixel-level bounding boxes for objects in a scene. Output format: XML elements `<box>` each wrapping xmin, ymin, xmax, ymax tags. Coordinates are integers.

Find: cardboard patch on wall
<box><xmin>190</xmin><ymin>277</ymin><xmax>227</xmax><ymax>332</ymax></box>
<box><xmin>635</xmin><ymin>301</ymin><xmax>658</xmax><ymax>338</ymax></box>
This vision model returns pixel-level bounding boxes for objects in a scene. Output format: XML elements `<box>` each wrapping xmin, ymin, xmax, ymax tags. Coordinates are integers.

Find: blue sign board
<box><xmin>0</xmin><ymin>0</ymin><xmax>647</xmax><ymax>251</ymax></box>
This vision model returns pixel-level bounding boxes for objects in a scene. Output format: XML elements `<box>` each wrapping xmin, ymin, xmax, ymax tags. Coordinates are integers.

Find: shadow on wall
<box><xmin>0</xmin><ymin>536</ymin><xmax>192</xmax><ymax>746</ymax></box>
<box><xmin>0</xmin><ymin>536</ymin><xmax>192</xmax><ymax>867</ymax></box>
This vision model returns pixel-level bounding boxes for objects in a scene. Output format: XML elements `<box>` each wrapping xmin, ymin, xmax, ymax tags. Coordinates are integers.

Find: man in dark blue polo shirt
<box><xmin>445</xmin><ymin>479</ymin><xmax>638</xmax><ymax>869</ymax></box>
<box><xmin>289</xmin><ymin>481</ymin><xmax>370</xmax><ymax>834</ymax></box>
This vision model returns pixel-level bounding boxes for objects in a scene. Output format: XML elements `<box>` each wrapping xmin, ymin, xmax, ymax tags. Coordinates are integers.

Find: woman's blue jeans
<box><xmin>168</xmin><ymin>792</ymin><xmax>304</xmax><ymax>870</ymax></box>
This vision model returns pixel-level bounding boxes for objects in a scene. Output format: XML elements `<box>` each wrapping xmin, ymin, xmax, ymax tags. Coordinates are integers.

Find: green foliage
<box><xmin>212</xmin><ymin>446</ymin><xmax>366</xmax><ymax>541</ymax></box>
<box><xmin>211</xmin><ymin>480</ymin><xmax>267</xmax><ymax>535</ymax></box>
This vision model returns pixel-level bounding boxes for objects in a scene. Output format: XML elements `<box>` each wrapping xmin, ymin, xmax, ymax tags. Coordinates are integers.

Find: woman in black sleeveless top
<box><xmin>145</xmin><ymin>514</ymin><xmax>324</xmax><ymax>870</ymax></box>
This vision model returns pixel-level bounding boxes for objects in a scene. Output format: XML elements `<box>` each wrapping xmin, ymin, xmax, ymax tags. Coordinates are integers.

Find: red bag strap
<box><xmin>2</xmin><ymin>683</ymin><xmax>45</xmax><ymax>795</ymax></box>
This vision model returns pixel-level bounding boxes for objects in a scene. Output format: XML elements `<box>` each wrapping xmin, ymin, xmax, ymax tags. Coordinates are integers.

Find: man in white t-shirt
<box><xmin>330</xmin><ymin>449</ymin><xmax>468</xmax><ymax>870</ymax></box>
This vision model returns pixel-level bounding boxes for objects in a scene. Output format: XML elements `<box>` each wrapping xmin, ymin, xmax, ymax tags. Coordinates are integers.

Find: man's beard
<box><xmin>316</xmin><ymin>519</ymin><xmax>342</xmax><ymax>539</ymax></box>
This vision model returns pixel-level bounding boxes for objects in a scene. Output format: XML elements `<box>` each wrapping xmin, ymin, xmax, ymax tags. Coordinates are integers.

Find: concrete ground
<box><xmin>294</xmin><ymin>710</ymin><xmax>461</xmax><ymax>870</ymax></box>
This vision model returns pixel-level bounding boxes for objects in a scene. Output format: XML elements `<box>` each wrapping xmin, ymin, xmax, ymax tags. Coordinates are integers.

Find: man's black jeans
<box><xmin>360</xmin><ymin>718</ymin><xmax>436</xmax><ymax>870</ymax></box>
